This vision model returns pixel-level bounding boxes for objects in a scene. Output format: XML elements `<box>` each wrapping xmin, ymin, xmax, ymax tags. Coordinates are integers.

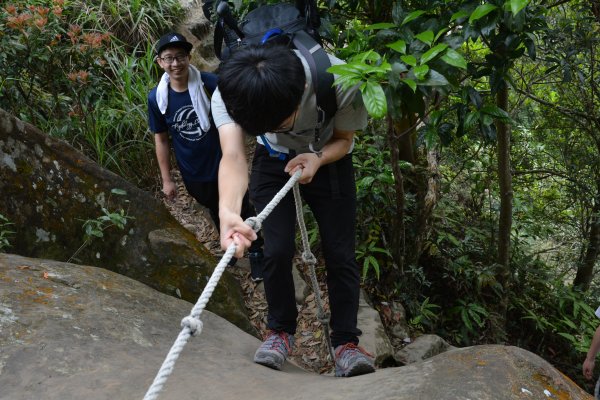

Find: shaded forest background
<box><xmin>1</xmin><ymin>0</ymin><xmax>599</xmax><ymax>394</ymax></box>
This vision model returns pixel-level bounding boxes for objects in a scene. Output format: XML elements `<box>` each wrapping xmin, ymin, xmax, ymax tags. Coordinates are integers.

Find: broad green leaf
<box><xmin>416</xmin><ymin>30</ymin><xmax>434</xmax><ymax>46</ymax></box>
<box><xmin>419</xmin><ymin>69</ymin><xmax>448</xmax><ymax>86</ymax></box>
<box><xmin>464</xmin><ymin>112</ymin><xmax>479</xmax><ymax>130</ymax></box>
<box><xmin>354</xmin><ymin>50</ymin><xmax>382</xmax><ymax>63</ymax></box>
<box><xmin>481</xmin><ymin>105</ymin><xmax>510</xmax><ymax>121</ymax></box>
<box><xmin>434</xmin><ymin>28</ymin><xmax>450</xmax><ymax>43</ymax></box>
<box><xmin>469</xmin><ymin>4</ymin><xmax>498</xmax><ymax>23</ymax></box>
<box><xmin>111</xmin><ymin>188</ymin><xmax>127</xmax><ymax>195</ymax></box>
<box><xmin>366</xmin><ymin>22</ymin><xmax>396</xmax><ymax>30</ymax></box>
<box><xmin>421</xmin><ymin>44</ymin><xmax>448</xmax><ymax>64</ymax></box>
<box><xmin>328</xmin><ymin>63</ymin><xmax>366</xmax><ymax>76</ymax></box>
<box><xmin>557</xmin><ymin>332</ymin><xmax>576</xmax><ymax>341</ymax></box>
<box><xmin>441</xmin><ymin>48</ymin><xmax>468</xmax><ymax>69</ymax></box>
<box><xmin>360</xmin><ymin>81</ymin><xmax>387</xmax><ymax>118</ymax></box>
<box><xmin>413</xmin><ymin>64</ymin><xmax>430</xmax><ymax>80</ymax></box>
<box><xmin>401</xmin><ymin>55</ymin><xmax>417</xmax><ymax>67</ymax></box>
<box><xmin>387</xmin><ymin>39</ymin><xmax>407</xmax><ymax>54</ymax></box>
<box><xmin>402</xmin><ymin>10</ymin><xmax>426</xmax><ymax>25</ymax></box>
<box><xmin>401</xmin><ymin>78</ymin><xmax>417</xmax><ymax>92</ymax></box>
<box><xmin>509</xmin><ymin>0</ymin><xmax>529</xmax><ymax>15</ymax></box>
<box><xmin>450</xmin><ymin>10</ymin><xmax>470</xmax><ymax>22</ymax></box>
<box><xmin>392</xmin><ymin>62</ymin><xmax>408</xmax><ymax>74</ymax></box>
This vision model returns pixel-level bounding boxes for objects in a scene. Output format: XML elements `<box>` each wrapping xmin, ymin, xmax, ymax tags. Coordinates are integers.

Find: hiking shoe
<box><xmin>334</xmin><ymin>343</ymin><xmax>375</xmax><ymax>377</ymax></box>
<box><xmin>253</xmin><ymin>330</ymin><xmax>294</xmax><ymax>370</ymax></box>
<box><xmin>248</xmin><ymin>251</ymin><xmax>264</xmax><ymax>282</ymax></box>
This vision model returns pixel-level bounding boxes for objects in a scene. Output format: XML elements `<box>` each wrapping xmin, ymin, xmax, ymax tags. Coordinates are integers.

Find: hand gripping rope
<box><xmin>143</xmin><ymin>169</ymin><xmax>333</xmax><ymax>400</ymax></box>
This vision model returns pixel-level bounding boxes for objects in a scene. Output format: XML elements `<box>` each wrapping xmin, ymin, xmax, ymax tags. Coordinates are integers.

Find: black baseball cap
<box><xmin>155</xmin><ymin>32</ymin><xmax>193</xmax><ymax>56</ymax></box>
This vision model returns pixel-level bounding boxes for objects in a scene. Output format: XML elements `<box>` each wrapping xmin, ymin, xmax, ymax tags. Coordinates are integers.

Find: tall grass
<box><xmin>0</xmin><ymin>0</ymin><xmax>183</xmax><ymax>188</ymax></box>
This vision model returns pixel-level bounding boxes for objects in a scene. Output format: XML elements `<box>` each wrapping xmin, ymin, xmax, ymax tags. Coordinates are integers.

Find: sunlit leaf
<box><xmin>413</xmin><ymin>64</ymin><xmax>430</xmax><ymax>80</ymax></box>
<box><xmin>510</xmin><ymin>0</ymin><xmax>529</xmax><ymax>15</ymax></box>
<box><xmin>387</xmin><ymin>39</ymin><xmax>407</xmax><ymax>54</ymax></box>
<box><xmin>402</xmin><ymin>10</ymin><xmax>426</xmax><ymax>25</ymax></box>
<box><xmin>421</xmin><ymin>44</ymin><xmax>448</xmax><ymax>64</ymax></box>
<box><xmin>360</xmin><ymin>81</ymin><xmax>387</xmax><ymax>118</ymax></box>
<box><xmin>469</xmin><ymin>4</ymin><xmax>498</xmax><ymax>23</ymax></box>
<box><xmin>450</xmin><ymin>10</ymin><xmax>470</xmax><ymax>22</ymax></box>
<box><xmin>401</xmin><ymin>55</ymin><xmax>417</xmax><ymax>67</ymax></box>
<box><xmin>366</xmin><ymin>22</ymin><xmax>396</xmax><ymax>30</ymax></box>
<box><xmin>441</xmin><ymin>48</ymin><xmax>468</xmax><ymax>69</ymax></box>
<box><xmin>401</xmin><ymin>78</ymin><xmax>417</xmax><ymax>92</ymax></box>
<box><xmin>415</xmin><ymin>30</ymin><xmax>434</xmax><ymax>46</ymax></box>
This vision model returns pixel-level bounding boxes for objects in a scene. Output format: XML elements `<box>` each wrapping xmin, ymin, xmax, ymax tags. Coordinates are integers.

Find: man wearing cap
<box><xmin>147</xmin><ymin>32</ymin><xmax>265</xmax><ymax>280</ymax></box>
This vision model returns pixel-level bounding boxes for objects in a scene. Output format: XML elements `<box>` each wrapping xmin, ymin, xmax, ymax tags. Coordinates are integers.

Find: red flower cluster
<box><xmin>67</xmin><ymin>70</ymin><xmax>90</xmax><ymax>84</ymax></box>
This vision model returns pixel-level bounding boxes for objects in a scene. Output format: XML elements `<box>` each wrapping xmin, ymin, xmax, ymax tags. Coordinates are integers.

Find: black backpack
<box><xmin>210</xmin><ymin>1</ymin><xmax>337</xmax><ymax>126</ymax></box>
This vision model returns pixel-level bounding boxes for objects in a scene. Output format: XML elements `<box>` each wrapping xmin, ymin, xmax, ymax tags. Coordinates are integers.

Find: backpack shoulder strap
<box><xmin>292</xmin><ymin>30</ymin><xmax>337</xmax><ymax>124</ymax></box>
<box><xmin>200</xmin><ymin>72</ymin><xmax>218</xmax><ymax>97</ymax></box>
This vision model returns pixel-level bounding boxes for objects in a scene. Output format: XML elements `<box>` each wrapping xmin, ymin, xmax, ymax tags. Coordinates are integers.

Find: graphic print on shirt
<box><xmin>171</xmin><ymin>105</ymin><xmax>206</xmax><ymax>142</ymax></box>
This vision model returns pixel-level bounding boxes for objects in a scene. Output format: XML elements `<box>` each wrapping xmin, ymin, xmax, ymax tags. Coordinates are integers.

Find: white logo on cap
<box><xmin>170</xmin><ymin>35</ymin><xmax>179</xmax><ymax>42</ymax></box>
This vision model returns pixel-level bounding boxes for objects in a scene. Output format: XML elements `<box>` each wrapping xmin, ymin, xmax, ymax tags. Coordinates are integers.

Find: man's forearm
<box><xmin>586</xmin><ymin>325</ymin><xmax>600</xmax><ymax>361</ymax></box>
<box><xmin>218</xmin><ymin>153</ymin><xmax>248</xmax><ymax>218</ymax></box>
<box><xmin>154</xmin><ymin>134</ymin><xmax>172</xmax><ymax>183</ymax></box>
<box><xmin>318</xmin><ymin>129</ymin><xmax>354</xmax><ymax>165</ymax></box>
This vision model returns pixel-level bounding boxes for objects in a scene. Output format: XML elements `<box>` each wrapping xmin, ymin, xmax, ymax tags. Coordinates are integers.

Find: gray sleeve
<box><xmin>210</xmin><ymin>87</ymin><xmax>235</xmax><ymax>128</ymax></box>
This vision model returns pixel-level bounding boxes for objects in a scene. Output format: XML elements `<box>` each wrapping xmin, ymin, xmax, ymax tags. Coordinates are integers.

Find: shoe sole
<box><xmin>254</xmin><ymin>353</ymin><xmax>284</xmax><ymax>370</ymax></box>
<box><xmin>335</xmin><ymin>361</ymin><xmax>375</xmax><ymax>377</ymax></box>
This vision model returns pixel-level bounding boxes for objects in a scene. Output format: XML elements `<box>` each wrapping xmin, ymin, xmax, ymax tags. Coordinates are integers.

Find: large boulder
<box><xmin>0</xmin><ymin>108</ymin><xmax>253</xmax><ymax>334</ymax></box>
<box><xmin>177</xmin><ymin>0</ymin><xmax>220</xmax><ymax>71</ymax></box>
<box><xmin>0</xmin><ymin>253</ymin><xmax>592</xmax><ymax>400</ymax></box>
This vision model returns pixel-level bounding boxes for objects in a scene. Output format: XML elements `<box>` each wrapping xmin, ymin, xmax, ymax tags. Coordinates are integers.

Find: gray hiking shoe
<box><xmin>253</xmin><ymin>330</ymin><xmax>294</xmax><ymax>370</ymax></box>
<box><xmin>334</xmin><ymin>343</ymin><xmax>375</xmax><ymax>377</ymax></box>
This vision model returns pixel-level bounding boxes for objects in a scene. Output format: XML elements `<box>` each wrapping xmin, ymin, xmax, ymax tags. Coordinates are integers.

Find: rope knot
<box><xmin>301</xmin><ymin>251</ymin><xmax>317</xmax><ymax>265</ymax></box>
<box><xmin>181</xmin><ymin>316</ymin><xmax>203</xmax><ymax>336</ymax></box>
<box><xmin>245</xmin><ymin>216</ymin><xmax>262</xmax><ymax>232</ymax></box>
<box><xmin>317</xmin><ymin>311</ymin><xmax>330</xmax><ymax>325</ymax></box>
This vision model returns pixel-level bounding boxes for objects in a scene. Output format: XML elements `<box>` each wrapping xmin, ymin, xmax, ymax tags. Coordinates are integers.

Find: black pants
<box><xmin>184</xmin><ymin>179</ymin><xmax>264</xmax><ymax>252</ymax></box>
<box><xmin>249</xmin><ymin>145</ymin><xmax>361</xmax><ymax>347</ymax></box>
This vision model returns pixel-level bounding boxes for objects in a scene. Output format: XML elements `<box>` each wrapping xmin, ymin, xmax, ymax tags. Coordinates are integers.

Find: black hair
<box><xmin>217</xmin><ymin>44</ymin><xmax>306</xmax><ymax>136</ymax></box>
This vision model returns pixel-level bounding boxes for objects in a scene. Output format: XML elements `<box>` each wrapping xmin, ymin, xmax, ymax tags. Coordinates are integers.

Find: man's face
<box><xmin>156</xmin><ymin>47</ymin><xmax>190</xmax><ymax>80</ymax></box>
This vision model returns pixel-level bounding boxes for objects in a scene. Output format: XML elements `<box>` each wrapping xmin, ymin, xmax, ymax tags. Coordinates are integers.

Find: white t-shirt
<box><xmin>211</xmin><ymin>51</ymin><xmax>368</xmax><ymax>155</ymax></box>
<box><xmin>595</xmin><ymin>305</ymin><xmax>600</xmax><ymax>319</ymax></box>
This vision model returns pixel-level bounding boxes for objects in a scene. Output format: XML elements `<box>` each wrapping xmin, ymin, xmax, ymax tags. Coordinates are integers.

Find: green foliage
<box><xmin>356</xmin><ymin>235</ymin><xmax>391</xmax><ymax>280</ymax></box>
<box><xmin>0</xmin><ymin>2</ymin><xmax>111</xmax><ymax>129</ymax></box>
<box><xmin>352</xmin><ymin>120</ymin><xmax>398</xmax><ymax>281</ymax></box>
<box><xmin>0</xmin><ymin>0</ymin><xmax>178</xmax><ymax>187</ymax></box>
<box><xmin>409</xmin><ymin>297</ymin><xmax>441</xmax><ymax>332</ymax></box>
<box><xmin>69</xmin><ymin>188</ymin><xmax>133</xmax><ymax>262</ymax></box>
<box><xmin>0</xmin><ymin>214</ymin><xmax>14</xmax><ymax>252</ymax></box>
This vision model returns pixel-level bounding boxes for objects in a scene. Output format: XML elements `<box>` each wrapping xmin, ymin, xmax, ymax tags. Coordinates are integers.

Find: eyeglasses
<box><xmin>158</xmin><ymin>54</ymin><xmax>188</xmax><ymax>64</ymax></box>
<box><xmin>271</xmin><ymin>109</ymin><xmax>298</xmax><ymax>134</ymax></box>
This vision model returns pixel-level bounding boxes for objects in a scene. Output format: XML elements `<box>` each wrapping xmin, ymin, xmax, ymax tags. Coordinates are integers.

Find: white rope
<box><xmin>293</xmin><ymin>184</ymin><xmax>335</xmax><ymax>362</ymax></box>
<box><xmin>143</xmin><ymin>170</ymin><xmax>302</xmax><ymax>400</ymax></box>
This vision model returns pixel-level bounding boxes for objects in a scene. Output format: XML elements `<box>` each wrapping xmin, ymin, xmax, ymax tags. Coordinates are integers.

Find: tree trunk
<box><xmin>495</xmin><ymin>85</ymin><xmax>512</xmax><ymax>330</ymax></box>
<box><xmin>387</xmin><ymin>114</ymin><xmax>407</xmax><ymax>272</ymax></box>
<box><xmin>573</xmin><ymin>181</ymin><xmax>600</xmax><ymax>291</ymax></box>
<box><xmin>390</xmin><ymin>113</ymin><xmax>439</xmax><ymax>270</ymax></box>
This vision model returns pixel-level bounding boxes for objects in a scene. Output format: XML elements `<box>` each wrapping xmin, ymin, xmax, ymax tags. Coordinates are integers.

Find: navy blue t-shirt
<box><xmin>147</xmin><ymin>72</ymin><xmax>221</xmax><ymax>183</ymax></box>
